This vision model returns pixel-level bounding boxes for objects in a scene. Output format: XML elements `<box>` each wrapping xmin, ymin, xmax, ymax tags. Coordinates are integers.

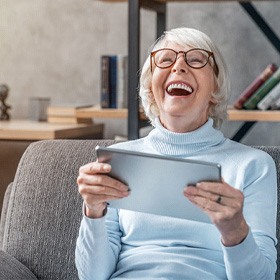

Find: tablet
<box><xmin>96</xmin><ymin>146</ymin><xmax>221</xmax><ymax>223</ymax></box>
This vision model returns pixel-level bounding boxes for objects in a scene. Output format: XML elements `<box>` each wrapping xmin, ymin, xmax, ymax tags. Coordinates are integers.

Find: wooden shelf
<box><xmin>77</xmin><ymin>106</ymin><xmax>280</xmax><ymax>122</ymax></box>
<box><xmin>0</xmin><ymin>120</ymin><xmax>104</xmax><ymax>140</ymax></box>
<box><xmin>227</xmin><ymin>108</ymin><xmax>280</xmax><ymax>122</ymax></box>
<box><xmin>77</xmin><ymin>106</ymin><xmax>128</xmax><ymax>119</ymax></box>
<box><xmin>101</xmin><ymin>0</ymin><xmax>268</xmax><ymax>3</ymax></box>
<box><xmin>76</xmin><ymin>106</ymin><xmax>147</xmax><ymax>120</ymax></box>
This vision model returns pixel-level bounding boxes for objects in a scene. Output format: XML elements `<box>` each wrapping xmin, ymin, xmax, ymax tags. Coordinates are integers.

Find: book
<box><xmin>47</xmin><ymin>104</ymin><xmax>93</xmax><ymax>117</ymax></box>
<box><xmin>109</xmin><ymin>56</ymin><xmax>117</xmax><ymax>108</ymax></box>
<box><xmin>100</xmin><ymin>54</ymin><xmax>128</xmax><ymax>109</ymax></box>
<box><xmin>257</xmin><ymin>81</ymin><xmax>280</xmax><ymax>110</ymax></box>
<box><xmin>270</xmin><ymin>96</ymin><xmax>280</xmax><ymax>110</ymax></box>
<box><xmin>243</xmin><ymin>67</ymin><xmax>280</xmax><ymax>110</ymax></box>
<box><xmin>233</xmin><ymin>63</ymin><xmax>278</xmax><ymax>109</ymax></box>
<box><xmin>47</xmin><ymin>116</ymin><xmax>93</xmax><ymax>124</ymax></box>
<box><xmin>101</xmin><ymin>55</ymin><xmax>110</xmax><ymax>108</ymax></box>
<box><xmin>117</xmin><ymin>55</ymin><xmax>128</xmax><ymax>108</ymax></box>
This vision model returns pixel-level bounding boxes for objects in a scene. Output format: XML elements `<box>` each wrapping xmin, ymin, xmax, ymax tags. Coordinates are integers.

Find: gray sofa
<box><xmin>0</xmin><ymin>139</ymin><xmax>279</xmax><ymax>280</ymax></box>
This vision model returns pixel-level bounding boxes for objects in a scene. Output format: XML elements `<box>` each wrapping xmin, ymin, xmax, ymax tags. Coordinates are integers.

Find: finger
<box><xmin>184</xmin><ymin>187</ymin><xmax>241</xmax><ymax>210</ymax></box>
<box><xmin>184</xmin><ymin>185</ymin><xmax>224</xmax><ymax>203</ymax></box>
<box><xmin>195</xmin><ymin>181</ymin><xmax>242</xmax><ymax>200</ymax></box>
<box><xmin>79</xmin><ymin>173</ymin><xmax>128</xmax><ymax>192</ymax></box>
<box><xmin>82</xmin><ymin>193</ymin><xmax>128</xmax><ymax>207</ymax></box>
<box><xmin>79</xmin><ymin>161</ymin><xmax>111</xmax><ymax>175</ymax></box>
<box><xmin>80</xmin><ymin>183</ymin><xmax>129</xmax><ymax>198</ymax></box>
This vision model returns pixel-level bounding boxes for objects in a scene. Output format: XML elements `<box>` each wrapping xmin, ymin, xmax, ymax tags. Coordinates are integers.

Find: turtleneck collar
<box><xmin>146</xmin><ymin>117</ymin><xmax>225</xmax><ymax>156</ymax></box>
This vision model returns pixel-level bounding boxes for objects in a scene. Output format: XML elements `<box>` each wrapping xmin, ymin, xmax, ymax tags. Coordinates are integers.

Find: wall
<box><xmin>0</xmin><ymin>0</ymin><xmax>279</xmax><ymax>144</ymax></box>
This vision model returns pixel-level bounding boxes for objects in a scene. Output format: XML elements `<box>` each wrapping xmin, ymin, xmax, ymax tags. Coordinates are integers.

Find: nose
<box><xmin>171</xmin><ymin>53</ymin><xmax>188</xmax><ymax>73</ymax></box>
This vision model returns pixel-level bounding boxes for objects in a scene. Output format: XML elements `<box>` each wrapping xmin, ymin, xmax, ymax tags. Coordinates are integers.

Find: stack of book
<box><xmin>101</xmin><ymin>54</ymin><xmax>128</xmax><ymax>109</ymax></box>
<box><xmin>47</xmin><ymin>104</ymin><xmax>93</xmax><ymax>124</ymax></box>
<box><xmin>233</xmin><ymin>63</ymin><xmax>280</xmax><ymax>110</ymax></box>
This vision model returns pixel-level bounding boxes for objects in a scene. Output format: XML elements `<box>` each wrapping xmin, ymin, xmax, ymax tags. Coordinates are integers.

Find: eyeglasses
<box><xmin>150</xmin><ymin>48</ymin><xmax>218</xmax><ymax>74</ymax></box>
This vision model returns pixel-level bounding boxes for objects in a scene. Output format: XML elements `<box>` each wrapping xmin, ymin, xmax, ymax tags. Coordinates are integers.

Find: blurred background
<box><xmin>0</xmin><ymin>0</ymin><xmax>279</xmax><ymax>144</ymax></box>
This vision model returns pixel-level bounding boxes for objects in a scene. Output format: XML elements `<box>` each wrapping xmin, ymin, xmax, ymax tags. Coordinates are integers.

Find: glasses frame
<box><xmin>150</xmin><ymin>48</ymin><xmax>219</xmax><ymax>75</ymax></box>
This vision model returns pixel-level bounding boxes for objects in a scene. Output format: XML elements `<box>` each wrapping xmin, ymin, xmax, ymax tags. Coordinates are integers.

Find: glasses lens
<box><xmin>154</xmin><ymin>49</ymin><xmax>176</xmax><ymax>68</ymax></box>
<box><xmin>186</xmin><ymin>50</ymin><xmax>209</xmax><ymax>68</ymax></box>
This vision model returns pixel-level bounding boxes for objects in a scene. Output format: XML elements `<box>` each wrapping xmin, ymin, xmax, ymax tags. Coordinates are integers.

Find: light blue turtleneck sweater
<box><xmin>75</xmin><ymin>118</ymin><xmax>277</xmax><ymax>280</ymax></box>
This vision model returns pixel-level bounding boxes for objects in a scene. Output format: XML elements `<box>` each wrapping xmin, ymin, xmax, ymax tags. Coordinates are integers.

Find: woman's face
<box><xmin>151</xmin><ymin>42</ymin><xmax>217</xmax><ymax>133</ymax></box>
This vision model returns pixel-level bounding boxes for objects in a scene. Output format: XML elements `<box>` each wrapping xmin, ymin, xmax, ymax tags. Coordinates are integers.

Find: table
<box><xmin>0</xmin><ymin>119</ymin><xmax>104</xmax><ymax>140</ymax></box>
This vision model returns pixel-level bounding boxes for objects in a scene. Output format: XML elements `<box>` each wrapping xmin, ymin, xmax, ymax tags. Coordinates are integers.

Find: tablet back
<box><xmin>96</xmin><ymin>146</ymin><xmax>221</xmax><ymax>223</ymax></box>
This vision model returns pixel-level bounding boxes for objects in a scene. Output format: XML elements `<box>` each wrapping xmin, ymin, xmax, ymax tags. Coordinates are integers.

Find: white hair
<box><xmin>139</xmin><ymin>27</ymin><xmax>230</xmax><ymax>128</ymax></box>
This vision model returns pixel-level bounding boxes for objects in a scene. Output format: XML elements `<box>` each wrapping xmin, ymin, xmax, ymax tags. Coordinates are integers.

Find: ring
<box><xmin>216</xmin><ymin>195</ymin><xmax>222</xmax><ymax>204</ymax></box>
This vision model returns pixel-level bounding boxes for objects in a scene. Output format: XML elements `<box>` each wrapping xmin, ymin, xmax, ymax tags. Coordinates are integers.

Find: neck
<box><xmin>159</xmin><ymin>115</ymin><xmax>208</xmax><ymax>133</ymax></box>
<box><xmin>147</xmin><ymin>117</ymin><xmax>225</xmax><ymax>156</ymax></box>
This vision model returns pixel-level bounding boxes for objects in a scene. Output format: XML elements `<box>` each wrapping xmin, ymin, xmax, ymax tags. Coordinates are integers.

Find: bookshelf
<box><xmin>98</xmin><ymin>0</ymin><xmax>280</xmax><ymax>140</ymax></box>
<box><xmin>227</xmin><ymin>108</ymin><xmax>280</xmax><ymax>122</ymax></box>
<box><xmin>77</xmin><ymin>107</ymin><xmax>280</xmax><ymax>122</ymax></box>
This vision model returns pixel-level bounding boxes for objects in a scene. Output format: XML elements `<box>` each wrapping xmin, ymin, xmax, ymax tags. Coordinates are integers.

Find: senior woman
<box><xmin>75</xmin><ymin>27</ymin><xmax>277</xmax><ymax>279</ymax></box>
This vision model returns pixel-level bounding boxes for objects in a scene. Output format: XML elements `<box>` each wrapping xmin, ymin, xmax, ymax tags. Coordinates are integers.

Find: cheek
<box><xmin>151</xmin><ymin>68</ymin><xmax>168</xmax><ymax>90</ymax></box>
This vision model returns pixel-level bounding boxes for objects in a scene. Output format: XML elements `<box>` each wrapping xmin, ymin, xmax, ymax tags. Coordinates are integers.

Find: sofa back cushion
<box><xmin>1</xmin><ymin>139</ymin><xmax>117</xmax><ymax>280</ymax></box>
<box><xmin>254</xmin><ymin>146</ymin><xmax>280</xmax><ymax>277</ymax></box>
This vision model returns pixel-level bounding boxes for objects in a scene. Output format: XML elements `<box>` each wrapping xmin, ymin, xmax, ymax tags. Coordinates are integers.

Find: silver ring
<box><xmin>216</xmin><ymin>195</ymin><xmax>222</xmax><ymax>204</ymax></box>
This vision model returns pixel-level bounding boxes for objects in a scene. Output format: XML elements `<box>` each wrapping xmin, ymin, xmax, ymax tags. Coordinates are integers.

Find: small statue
<box><xmin>0</xmin><ymin>84</ymin><xmax>11</xmax><ymax>120</ymax></box>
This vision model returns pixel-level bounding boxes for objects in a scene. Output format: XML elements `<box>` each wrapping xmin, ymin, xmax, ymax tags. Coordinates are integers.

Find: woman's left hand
<box><xmin>184</xmin><ymin>179</ymin><xmax>249</xmax><ymax>247</ymax></box>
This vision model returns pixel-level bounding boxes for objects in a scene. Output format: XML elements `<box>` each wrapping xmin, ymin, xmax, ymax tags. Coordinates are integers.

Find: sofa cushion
<box><xmin>1</xmin><ymin>139</ymin><xmax>117</xmax><ymax>280</ymax></box>
<box><xmin>0</xmin><ymin>183</ymin><xmax>13</xmax><ymax>248</ymax></box>
<box><xmin>0</xmin><ymin>250</ymin><xmax>38</xmax><ymax>280</ymax></box>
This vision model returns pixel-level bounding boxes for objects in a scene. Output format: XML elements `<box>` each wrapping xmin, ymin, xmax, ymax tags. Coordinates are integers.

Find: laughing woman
<box><xmin>75</xmin><ymin>27</ymin><xmax>277</xmax><ymax>280</ymax></box>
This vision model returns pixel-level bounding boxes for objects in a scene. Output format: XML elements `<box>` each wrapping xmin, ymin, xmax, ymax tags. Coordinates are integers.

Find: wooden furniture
<box><xmin>76</xmin><ymin>105</ymin><xmax>147</xmax><ymax>122</ymax></box>
<box><xmin>99</xmin><ymin>0</ymin><xmax>280</xmax><ymax>140</ymax></box>
<box><xmin>0</xmin><ymin>120</ymin><xmax>104</xmax><ymax>140</ymax></box>
<box><xmin>0</xmin><ymin>120</ymin><xmax>104</xmax><ymax>214</ymax></box>
<box><xmin>227</xmin><ymin>108</ymin><xmax>280</xmax><ymax>141</ymax></box>
<box><xmin>227</xmin><ymin>108</ymin><xmax>280</xmax><ymax>122</ymax></box>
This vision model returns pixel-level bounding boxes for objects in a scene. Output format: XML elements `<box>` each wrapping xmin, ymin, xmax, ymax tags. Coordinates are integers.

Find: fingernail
<box><xmin>121</xmin><ymin>191</ymin><xmax>130</xmax><ymax>197</ymax></box>
<box><xmin>103</xmin><ymin>164</ymin><xmax>111</xmax><ymax>171</ymax></box>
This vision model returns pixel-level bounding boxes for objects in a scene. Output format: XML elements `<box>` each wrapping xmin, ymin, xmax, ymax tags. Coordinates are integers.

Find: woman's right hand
<box><xmin>77</xmin><ymin>161</ymin><xmax>129</xmax><ymax>219</ymax></box>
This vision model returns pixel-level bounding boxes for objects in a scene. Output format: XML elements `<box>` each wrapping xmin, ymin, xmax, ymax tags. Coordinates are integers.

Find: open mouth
<box><xmin>166</xmin><ymin>82</ymin><xmax>193</xmax><ymax>96</ymax></box>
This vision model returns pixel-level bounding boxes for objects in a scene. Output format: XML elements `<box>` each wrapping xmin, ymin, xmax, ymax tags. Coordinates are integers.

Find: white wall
<box><xmin>0</xmin><ymin>0</ymin><xmax>279</xmax><ymax>144</ymax></box>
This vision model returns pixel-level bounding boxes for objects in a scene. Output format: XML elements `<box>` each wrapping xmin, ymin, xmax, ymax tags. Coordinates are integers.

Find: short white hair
<box><xmin>139</xmin><ymin>27</ymin><xmax>230</xmax><ymax>128</ymax></box>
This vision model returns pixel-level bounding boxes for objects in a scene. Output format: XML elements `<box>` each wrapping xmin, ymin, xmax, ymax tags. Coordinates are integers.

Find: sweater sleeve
<box><xmin>75</xmin><ymin>207</ymin><xmax>122</xmax><ymax>280</ymax></box>
<box><xmin>222</xmin><ymin>151</ymin><xmax>277</xmax><ymax>280</ymax></box>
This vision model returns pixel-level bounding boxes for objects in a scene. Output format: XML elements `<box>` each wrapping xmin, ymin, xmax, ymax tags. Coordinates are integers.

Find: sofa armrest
<box><xmin>0</xmin><ymin>250</ymin><xmax>38</xmax><ymax>280</ymax></box>
<box><xmin>0</xmin><ymin>183</ymin><xmax>13</xmax><ymax>248</ymax></box>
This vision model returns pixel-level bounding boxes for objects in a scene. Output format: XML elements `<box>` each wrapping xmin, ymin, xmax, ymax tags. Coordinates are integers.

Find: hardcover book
<box><xmin>243</xmin><ymin>67</ymin><xmax>280</xmax><ymax>110</ymax></box>
<box><xmin>101</xmin><ymin>55</ymin><xmax>110</xmax><ymax>108</ymax></box>
<box><xmin>47</xmin><ymin>104</ymin><xmax>93</xmax><ymax>117</ymax></box>
<box><xmin>117</xmin><ymin>55</ymin><xmax>128</xmax><ymax>108</ymax></box>
<box><xmin>47</xmin><ymin>116</ymin><xmax>93</xmax><ymax>124</ymax></box>
<box><xmin>233</xmin><ymin>63</ymin><xmax>278</xmax><ymax>109</ymax></box>
<box><xmin>257</xmin><ymin>81</ymin><xmax>280</xmax><ymax>110</ymax></box>
<box><xmin>100</xmin><ymin>54</ymin><xmax>128</xmax><ymax>109</ymax></box>
<box><xmin>109</xmin><ymin>55</ymin><xmax>117</xmax><ymax>108</ymax></box>
<box><xmin>271</xmin><ymin>96</ymin><xmax>280</xmax><ymax>110</ymax></box>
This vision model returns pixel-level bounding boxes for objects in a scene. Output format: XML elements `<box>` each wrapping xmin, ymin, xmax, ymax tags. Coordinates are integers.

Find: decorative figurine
<box><xmin>0</xmin><ymin>84</ymin><xmax>11</xmax><ymax>120</ymax></box>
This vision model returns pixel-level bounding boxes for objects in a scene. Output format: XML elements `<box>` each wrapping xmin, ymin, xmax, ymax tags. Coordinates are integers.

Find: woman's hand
<box><xmin>77</xmin><ymin>161</ymin><xmax>129</xmax><ymax>219</ymax></box>
<box><xmin>183</xmin><ymin>180</ymin><xmax>249</xmax><ymax>246</ymax></box>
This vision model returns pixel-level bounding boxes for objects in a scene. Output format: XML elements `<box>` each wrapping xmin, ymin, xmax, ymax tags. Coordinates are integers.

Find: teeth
<box><xmin>167</xmin><ymin>83</ymin><xmax>193</xmax><ymax>93</ymax></box>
